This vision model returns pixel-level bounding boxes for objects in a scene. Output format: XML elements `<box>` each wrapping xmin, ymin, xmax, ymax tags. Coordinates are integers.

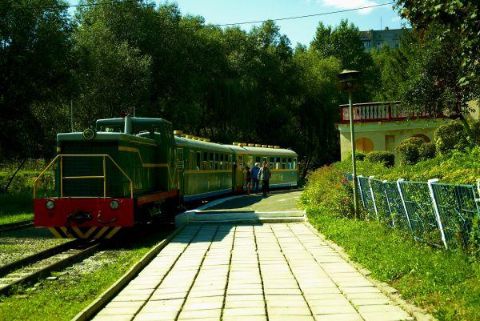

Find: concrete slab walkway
<box><xmin>92</xmin><ymin>192</ymin><xmax>414</xmax><ymax>321</ymax></box>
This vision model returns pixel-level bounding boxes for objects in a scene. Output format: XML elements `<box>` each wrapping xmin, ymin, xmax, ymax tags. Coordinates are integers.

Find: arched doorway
<box><xmin>355</xmin><ymin>137</ymin><xmax>374</xmax><ymax>153</ymax></box>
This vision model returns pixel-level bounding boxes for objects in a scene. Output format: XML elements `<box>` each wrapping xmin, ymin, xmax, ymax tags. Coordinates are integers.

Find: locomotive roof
<box><xmin>96</xmin><ymin>117</ymin><xmax>171</xmax><ymax>128</ymax></box>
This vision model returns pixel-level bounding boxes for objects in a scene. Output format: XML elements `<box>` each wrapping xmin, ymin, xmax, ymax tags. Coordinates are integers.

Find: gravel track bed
<box><xmin>0</xmin><ymin>228</ymin><xmax>69</xmax><ymax>267</ymax></box>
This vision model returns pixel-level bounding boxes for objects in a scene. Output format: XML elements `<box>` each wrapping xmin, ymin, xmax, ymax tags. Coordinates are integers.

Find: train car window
<box><xmin>256</xmin><ymin>156</ymin><xmax>260</xmax><ymax>162</ymax></box>
<box><xmin>196</xmin><ymin>152</ymin><xmax>201</xmax><ymax>170</ymax></box>
<box><xmin>281</xmin><ymin>158</ymin><xmax>287</xmax><ymax>169</ymax></box>
<box><xmin>275</xmin><ymin>157</ymin><xmax>281</xmax><ymax>169</ymax></box>
<box><xmin>238</xmin><ymin>155</ymin><xmax>243</xmax><ymax>166</ymax></box>
<box><xmin>269</xmin><ymin>157</ymin><xmax>274</xmax><ymax>164</ymax></box>
<box><xmin>293</xmin><ymin>158</ymin><xmax>297</xmax><ymax>169</ymax></box>
<box><xmin>288</xmin><ymin>158</ymin><xmax>292</xmax><ymax>169</ymax></box>
<box><xmin>202</xmin><ymin>151</ymin><xmax>208</xmax><ymax>170</ymax></box>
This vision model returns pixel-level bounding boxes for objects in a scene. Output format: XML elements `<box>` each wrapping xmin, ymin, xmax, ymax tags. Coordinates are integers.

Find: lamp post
<box><xmin>338</xmin><ymin>69</ymin><xmax>361</xmax><ymax>219</ymax></box>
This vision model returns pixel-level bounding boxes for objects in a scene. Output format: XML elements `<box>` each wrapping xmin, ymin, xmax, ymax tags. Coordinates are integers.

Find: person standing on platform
<box><xmin>244</xmin><ymin>166</ymin><xmax>252</xmax><ymax>194</ymax></box>
<box><xmin>258</xmin><ymin>161</ymin><xmax>271</xmax><ymax>197</ymax></box>
<box><xmin>251</xmin><ymin>162</ymin><xmax>260</xmax><ymax>193</ymax></box>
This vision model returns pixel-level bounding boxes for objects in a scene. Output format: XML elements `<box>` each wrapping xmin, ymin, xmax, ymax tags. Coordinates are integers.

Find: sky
<box><xmin>68</xmin><ymin>0</ymin><xmax>408</xmax><ymax>46</ymax></box>
<box><xmin>170</xmin><ymin>0</ymin><xmax>408</xmax><ymax>46</ymax></box>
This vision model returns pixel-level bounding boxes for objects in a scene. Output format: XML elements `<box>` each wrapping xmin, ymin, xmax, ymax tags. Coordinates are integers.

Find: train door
<box><xmin>176</xmin><ymin>147</ymin><xmax>185</xmax><ymax>194</ymax></box>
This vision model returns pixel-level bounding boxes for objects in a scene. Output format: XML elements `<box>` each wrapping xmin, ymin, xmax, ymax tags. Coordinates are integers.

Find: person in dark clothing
<box><xmin>251</xmin><ymin>162</ymin><xmax>260</xmax><ymax>193</ymax></box>
<box><xmin>245</xmin><ymin>166</ymin><xmax>251</xmax><ymax>194</ymax></box>
<box><xmin>258</xmin><ymin>161</ymin><xmax>271</xmax><ymax>197</ymax></box>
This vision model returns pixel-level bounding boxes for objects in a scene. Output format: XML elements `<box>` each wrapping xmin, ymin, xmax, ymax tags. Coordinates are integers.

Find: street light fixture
<box><xmin>338</xmin><ymin>69</ymin><xmax>361</xmax><ymax>219</ymax></box>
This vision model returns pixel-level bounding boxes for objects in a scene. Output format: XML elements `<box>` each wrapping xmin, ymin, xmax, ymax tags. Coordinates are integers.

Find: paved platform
<box><xmin>92</xmin><ymin>221</ymin><xmax>413</xmax><ymax>321</ymax></box>
<box><xmin>175</xmin><ymin>191</ymin><xmax>306</xmax><ymax>225</ymax></box>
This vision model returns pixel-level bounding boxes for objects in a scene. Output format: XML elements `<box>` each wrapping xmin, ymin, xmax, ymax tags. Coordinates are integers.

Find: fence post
<box><xmin>357</xmin><ymin>175</ymin><xmax>366</xmax><ymax>208</ymax></box>
<box><xmin>474</xmin><ymin>179</ymin><xmax>480</xmax><ymax>213</ymax></box>
<box><xmin>383</xmin><ymin>180</ymin><xmax>395</xmax><ymax>227</ymax></box>
<box><xmin>396</xmin><ymin>178</ymin><xmax>413</xmax><ymax>232</ymax></box>
<box><xmin>368</xmin><ymin>176</ymin><xmax>379</xmax><ymax>220</ymax></box>
<box><xmin>427</xmin><ymin>178</ymin><xmax>448</xmax><ymax>249</ymax></box>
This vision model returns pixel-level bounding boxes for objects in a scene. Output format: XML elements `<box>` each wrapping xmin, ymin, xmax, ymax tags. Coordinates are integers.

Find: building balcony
<box><xmin>338</xmin><ymin>101</ymin><xmax>438</xmax><ymax>124</ymax></box>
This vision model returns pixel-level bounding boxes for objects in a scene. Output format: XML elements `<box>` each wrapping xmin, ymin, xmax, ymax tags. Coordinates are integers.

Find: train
<box><xmin>33</xmin><ymin>116</ymin><xmax>298</xmax><ymax>239</ymax></box>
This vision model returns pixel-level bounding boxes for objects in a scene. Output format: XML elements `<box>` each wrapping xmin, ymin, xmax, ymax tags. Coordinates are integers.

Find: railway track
<box><xmin>0</xmin><ymin>220</ymin><xmax>33</xmax><ymax>233</ymax></box>
<box><xmin>0</xmin><ymin>240</ymin><xmax>101</xmax><ymax>296</ymax></box>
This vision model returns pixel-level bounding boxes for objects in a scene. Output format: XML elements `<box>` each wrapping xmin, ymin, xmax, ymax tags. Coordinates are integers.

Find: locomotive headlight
<box><xmin>110</xmin><ymin>199</ymin><xmax>120</xmax><ymax>210</ymax></box>
<box><xmin>45</xmin><ymin>199</ymin><xmax>55</xmax><ymax>210</ymax></box>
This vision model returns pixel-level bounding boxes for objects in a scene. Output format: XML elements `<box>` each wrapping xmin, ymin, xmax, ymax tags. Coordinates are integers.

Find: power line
<box><xmin>10</xmin><ymin>0</ymin><xmax>396</xmax><ymax>28</ymax></box>
<box><xmin>214</xmin><ymin>2</ymin><xmax>396</xmax><ymax>27</ymax></box>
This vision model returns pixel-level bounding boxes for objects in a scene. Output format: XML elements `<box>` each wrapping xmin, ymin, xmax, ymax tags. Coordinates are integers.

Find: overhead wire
<box><xmin>215</xmin><ymin>2</ymin><xmax>396</xmax><ymax>27</ymax></box>
<box><xmin>9</xmin><ymin>1</ymin><xmax>397</xmax><ymax>28</ymax></box>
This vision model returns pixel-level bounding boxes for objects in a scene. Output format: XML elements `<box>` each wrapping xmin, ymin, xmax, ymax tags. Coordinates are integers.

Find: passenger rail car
<box><xmin>34</xmin><ymin>116</ymin><xmax>298</xmax><ymax>239</ymax></box>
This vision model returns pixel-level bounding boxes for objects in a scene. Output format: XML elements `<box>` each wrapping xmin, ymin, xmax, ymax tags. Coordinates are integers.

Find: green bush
<box><xmin>419</xmin><ymin>142</ymin><xmax>436</xmax><ymax>160</ymax></box>
<box><xmin>346</xmin><ymin>151</ymin><xmax>366</xmax><ymax>161</ymax></box>
<box><xmin>469</xmin><ymin>119</ymin><xmax>480</xmax><ymax>145</ymax></box>
<box><xmin>301</xmin><ymin>166</ymin><xmax>354</xmax><ymax>218</ymax></box>
<box><xmin>435</xmin><ymin>122</ymin><xmax>468</xmax><ymax>154</ymax></box>
<box><xmin>365</xmin><ymin>151</ymin><xmax>395</xmax><ymax>167</ymax></box>
<box><xmin>401</xmin><ymin>136</ymin><xmax>425</xmax><ymax>147</ymax></box>
<box><xmin>396</xmin><ymin>142</ymin><xmax>420</xmax><ymax>165</ymax></box>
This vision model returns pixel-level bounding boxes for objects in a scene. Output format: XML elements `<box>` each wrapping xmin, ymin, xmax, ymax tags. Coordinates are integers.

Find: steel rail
<box><xmin>0</xmin><ymin>241</ymin><xmax>101</xmax><ymax>296</ymax></box>
<box><xmin>0</xmin><ymin>220</ymin><xmax>33</xmax><ymax>233</ymax></box>
<box><xmin>0</xmin><ymin>239</ymin><xmax>79</xmax><ymax>277</ymax></box>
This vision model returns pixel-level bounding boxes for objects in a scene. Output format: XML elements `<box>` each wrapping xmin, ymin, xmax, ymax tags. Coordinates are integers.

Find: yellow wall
<box><xmin>338</xmin><ymin>118</ymin><xmax>449</xmax><ymax>161</ymax></box>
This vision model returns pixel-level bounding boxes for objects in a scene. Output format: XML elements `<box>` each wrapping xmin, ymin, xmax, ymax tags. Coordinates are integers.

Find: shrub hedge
<box><xmin>365</xmin><ymin>151</ymin><xmax>395</xmax><ymax>167</ymax></box>
<box><xmin>396</xmin><ymin>142</ymin><xmax>420</xmax><ymax>165</ymax></box>
<box><xmin>434</xmin><ymin>121</ymin><xmax>468</xmax><ymax>155</ymax></box>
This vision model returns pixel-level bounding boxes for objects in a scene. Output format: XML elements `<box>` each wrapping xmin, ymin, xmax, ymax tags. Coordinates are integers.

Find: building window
<box><xmin>385</xmin><ymin>135</ymin><xmax>395</xmax><ymax>152</ymax></box>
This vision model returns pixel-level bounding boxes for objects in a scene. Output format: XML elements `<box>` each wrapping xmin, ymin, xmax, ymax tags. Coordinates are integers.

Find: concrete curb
<box><xmin>176</xmin><ymin>209</ymin><xmax>306</xmax><ymax>226</ymax></box>
<box><xmin>71</xmin><ymin>226</ymin><xmax>185</xmax><ymax>321</ymax></box>
<box><xmin>303</xmin><ymin>221</ymin><xmax>437</xmax><ymax>321</ymax></box>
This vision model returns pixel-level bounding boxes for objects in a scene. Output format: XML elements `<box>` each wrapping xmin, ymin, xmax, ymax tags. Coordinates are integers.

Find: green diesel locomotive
<box><xmin>34</xmin><ymin>116</ymin><xmax>298</xmax><ymax>239</ymax></box>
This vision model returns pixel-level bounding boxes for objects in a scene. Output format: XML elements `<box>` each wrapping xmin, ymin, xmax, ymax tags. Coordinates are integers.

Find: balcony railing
<box><xmin>339</xmin><ymin>101</ymin><xmax>435</xmax><ymax>123</ymax></box>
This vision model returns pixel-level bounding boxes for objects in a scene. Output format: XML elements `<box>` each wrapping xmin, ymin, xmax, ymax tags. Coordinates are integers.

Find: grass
<box><xmin>0</xmin><ymin>191</ymin><xmax>33</xmax><ymax>225</ymax></box>
<box><xmin>0</xmin><ymin>228</ymin><xmax>172</xmax><ymax>321</ymax></box>
<box><xmin>306</xmin><ymin>208</ymin><xmax>480</xmax><ymax>321</ymax></box>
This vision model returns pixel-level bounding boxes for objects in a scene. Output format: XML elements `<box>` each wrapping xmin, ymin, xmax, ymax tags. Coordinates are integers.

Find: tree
<box><xmin>371</xmin><ymin>44</ymin><xmax>408</xmax><ymax>101</ymax></box>
<box><xmin>398</xmin><ymin>28</ymin><xmax>472</xmax><ymax>128</ymax></box>
<box><xmin>72</xmin><ymin>0</ymin><xmax>153</xmax><ymax>126</ymax></box>
<box><xmin>0</xmin><ymin>0</ymin><xmax>73</xmax><ymax>158</ymax></box>
<box><xmin>293</xmin><ymin>49</ymin><xmax>342</xmax><ymax>171</ymax></box>
<box><xmin>310</xmin><ymin>20</ymin><xmax>379</xmax><ymax>102</ymax></box>
<box><xmin>396</xmin><ymin>0</ymin><xmax>479</xmax><ymax>92</ymax></box>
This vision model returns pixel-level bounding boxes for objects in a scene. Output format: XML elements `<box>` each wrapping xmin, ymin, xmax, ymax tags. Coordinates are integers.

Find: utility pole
<box><xmin>338</xmin><ymin>69</ymin><xmax>361</xmax><ymax>219</ymax></box>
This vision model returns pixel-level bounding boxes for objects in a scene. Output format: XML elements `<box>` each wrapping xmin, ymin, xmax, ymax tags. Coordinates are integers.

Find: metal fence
<box><xmin>355</xmin><ymin>175</ymin><xmax>480</xmax><ymax>250</ymax></box>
